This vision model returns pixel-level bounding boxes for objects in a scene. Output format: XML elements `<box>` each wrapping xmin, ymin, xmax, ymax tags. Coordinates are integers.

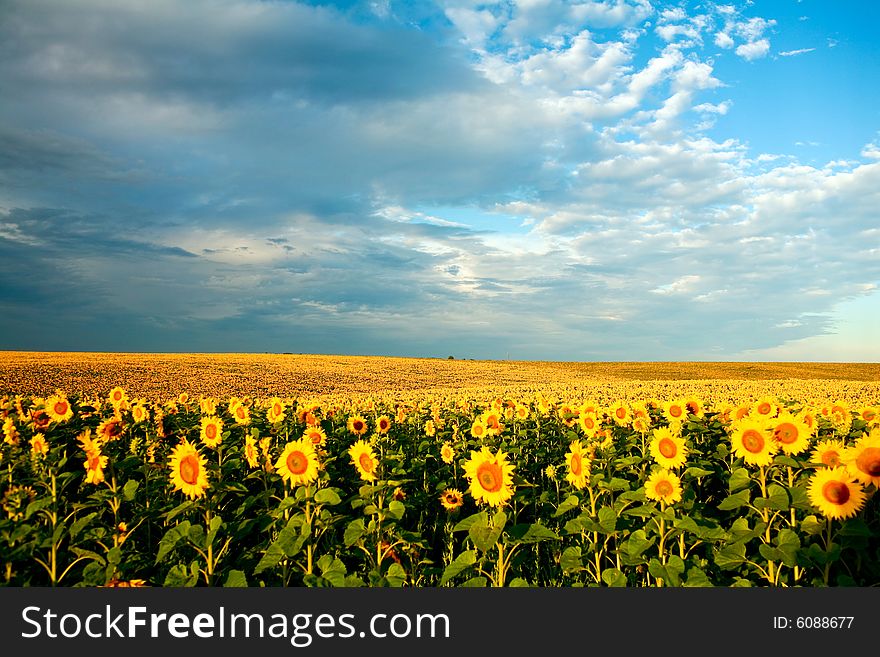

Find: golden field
<box><xmin>1</xmin><ymin>351</ymin><xmax>879</xmax><ymax>401</ymax></box>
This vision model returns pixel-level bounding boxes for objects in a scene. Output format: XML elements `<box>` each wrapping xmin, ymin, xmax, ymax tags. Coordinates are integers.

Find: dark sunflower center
<box><xmin>742</xmin><ymin>429</ymin><xmax>764</xmax><ymax>453</ymax></box>
<box><xmin>476</xmin><ymin>462</ymin><xmax>502</xmax><ymax>492</ymax></box>
<box><xmin>180</xmin><ymin>455</ymin><xmax>199</xmax><ymax>485</ymax></box>
<box><xmin>774</xmin><ymin>423</ymin><xmax>798</xmax><ymax>444</ymax></box>
<box><xmin>659</xmin><ymin>438</ymin><xmax>677</xmax><ymax>459</ymax></box>
<box><xmin>287</xmin><ymin>450</ymin><xmax>308</xmax><ymax>475</ymax></box>
<box><xmin>358</xmin><ymin>452</ymin><xmax>374</xmax><ymax>473</ymax></box>
<box><xmin>856</xmin><ymin>447</ymin><xmax>880</xmax><ymax>477</ymax></box>
<box><xmin>822</xmin><ymin>480</ymin><xmax>850</xmax><ymax>505</ymax></box>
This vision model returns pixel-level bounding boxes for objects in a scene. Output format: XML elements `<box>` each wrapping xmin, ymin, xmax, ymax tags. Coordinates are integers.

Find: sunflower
<box><xmin>304</xmin><ymin>425</ymin><xmax>327</xmax><ymax>447</ymax></box>
<box><xmin>663</xmin><ymin>400</ymin><xmax>687</xmax><ymax>423</ymax></box>
<box><xmin>200</xmin><ymin>416</ymin><xmax>224</xmax><ymax>449</ymax></box>
<box><xmin>810</xmin><ymin>439</ymin><xmax>845</xmax><ymax>468</ymax></box>
<box><xmin>829</xmin><ymin>402</ymin><xmax>852</xmax><ymax>434</ymax></box>
<box><xmin>440</xmin><ymin>441</ymin><xmax>455</xmax><ymax>464</ymax></box>
<box><xmin>684</xmin><ymin>397</ymin><xmax>704</xmax><ymax>418</ymax></box>
<box><xmin>230</xmin><ymin>401</ymin><xmax>251</xmax><ymax>426</ymax></box>
<box><xmin>752</xmin><ymin>397</ymin><xmax>778</xmax><ymax>419</ymax></box>
<box><xmin>649</xmin><ymin>427</ymin><xmax>688</xmax><ymax>469</ymax></box>
<box><xmin>439</xmin><ymin>488</ymin><xmax>464</xmax><ymax>511</ymax></box>
<box><xmin>243</xmin><ymin>436</ymin><xmax>260</xmax><ymax>468</ymax></box>
<box><xmin>564</xmin><ymin>440</ymin><xmax>590</xmax><ymax>490</ymax></box>
<box><xmin>609</xmin><ymin>401</ymin><xmax>630</xmax><ymax>426</ymax></box>
<box><xmin>30</xmin><ymin>433</ymin><xmax>48</xmax><ymax>457</ymax></box>
<box><xmin>424</xmin><ymin>420</ymin><xmax>436</xmax><ymax>437</ymax></box>
<box><xmin>470</xmin><ymin>418</ymin><xmax>487</xmax><ymax>440</ymax></box>
<box><xmin>347</xmin><ymin>414</ymin><xmax>369</xmax><ymax>437</ymax></box>
<box><xmin>577</xmin><ymin>412</ymin><xmax>599</xmax><ymax>438</ymax></box>
<box><xmin>515</xmin><ymin>404</ymin><xmax>530</xmax><ymax>421</ymax></box>
<box><xmin>463</xmin><ymin>446</ymin><xmax>515</xmax><ymax>507</ymax></box>
<box><xmin>130</xmin><ymin>403</ymin><xmax>148</xmax><ymax>424</ymax></box>
<box><xmin>84</xmin><ymin>449</ymin><xmax>108</xmax><ymax>486</ymax></box>
<box><xmin>45</xmin><ymin>393</ymin><xmax>73</xmax><ymax>423</ymax></box>
<box><xmin>200</xmin><ymin>397</ymin><xmax>218</xmax><ymax>415</ymax></box>
<box><xmin>842</xmin><ymin>430</ymin><xmax>880</xmax><ymax>488</ymax></box>
<box><xmin>3</xmin><ymin>417</ymin><xmax>19</xmax><ymax>446</ymax></box>
<box><xmin>771</xmin><ymin>412</ymin><xmax>811</xmax><ymax>456</ymax></box>
<box><xmin>349</xmin><ymin>439</ymin><xmax>379</xmax><ymax>482</ymax></box>
<box><xmin>395</xmin><ymin>406</ymin><xmax>407</xmax><ymax>424</ymax></box>
<box><xmin>266</xmin><ymin>398</ymin><xmax>286</xmax><ymax>424</ymax></box>
<box><xmin>97</xmin><ymin>417</ymin><xmax>125</xmax><ymax>442</ymax></box>
<box><xmin>482</xmin><ymin>410</ymin><xmax>503</xmax><ymax>436</ymax></box>
<box><xmin>730</xmin><ymin>418</ymin><xmax>777</xmax><ymax>467</ymax></box>
<box><xmin>644</xmin><ymin>469</ymin><xmax>683</xmax><ymax>505</ymax></box>
<box><xmin>274</xmin><ymin>439</ymin><xmax>320</xmax><ymax>486</ymax></box>
<box><xmin>177</xmin><ymin>392</ymin><xmax>189</xmax><ymax>406</ymax></box>
<box><xmin>169</xmin><ymin>440</ymin><xmax>209</xmax><ymax>499</ymax></box>
<box><xmin>376</xmin><ymin>415</ymin><xmax>392</xmax><ymax>434</ymax></box>
<box><xmin>108</xmin><ymin>386</ymin><xmax>128</xmax><ymax>407</ymax></box>
<box><xmin>858</xmin><ymin>405</ymin><xmax>878</xmax><ymax>426</ymax></box>
<box><xmin>807</xmin><ymin>467</ymin><xmax>866</xmax><ymax>520</ymax></box>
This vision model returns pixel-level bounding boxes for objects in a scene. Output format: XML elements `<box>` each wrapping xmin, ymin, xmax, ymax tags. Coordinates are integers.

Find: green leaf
<box><xmin>69</xmin><ymin>512</ymin><xmax>97</xmax><ymax>540</ymax></box>
<box><xmin>773</xmin><ymin>455</ymin><xmax>801</xmax><ymax>468</ymax></box>
<box><xmin>728</xmin><ymin>468</ymin><xmax>751</xmax><ymax>493</ymax></box>
<box><xmin>601</xmin><ymin>568</ymin><xmax>627</xmax><ymax>587</ymax></box>
<box><xmin>317</xmin><ymin>555</ymin><xmax>347</xmax><ymax>587</ymax></box>
<box><xmin>718</xmin><ymin>489</ymin><xmax>750</xmax><ymax>511</ymax></box>
<box><xmin>754</xmin><ymin>484</ymin><xmax>790</xmax><ymax>511</ymax></box>
<box><xmin>508</xmin><ymin>522</ymin><xmax>559</xmax><ymax>544</ymax></box>
<box><xmin>508</xmin><ymin>577</ymin><xmax>530</xmax><ymax>587</ymax></box>
<box><xmin>554</xmin><ymin>495</ymin><xmax>580</xmax><ymax>517</ymax></box>
<box><xmin>560</xmin><ymin>546</ymin><xmax>583</xmax><ymax>574</ymax></box>
<box><xmin>683</xmin><ymin>567</ymin><xmax>713</xmax><ymax>587</ymax></box>
<box><xmin>344</xmin><ymin>518</ymin><xmax>365</xmax><ymax>547</ymax></box>
<box><xmin>775</xmin><ymin>529</ymin><xmax>801</xmax><ymax>567</ymax></box>
<box><xmin>441</xmin><ymin>550</ymin><xmax>477</xmax><ymax>585</ymax></box>
<box><xmin>313</xmin><ymin>488</ymin><xmax>342</xmax><ymax>506</ymax></box>
<box><xmin>24</xmin><ymin>498</ymin><xmax>52</xmax><ymax>520</ymax></box>
<box><xmin>683</xmin><ymin>467</ymin><xmax>713</xmax><ymax>478</ymax></box>
<box><xmin>801</xmin><ymin>515</ymin><xmax>824</xmax><ymax>536</ymax></box>
<box><xmin>713</xmin><ymin>543</ymin><xmax>747</xmax><ymax>570</ymax></box>
<box><xmin>155</xmin><ymin>521</ymin><xmax>191</xmax><ymax>564</ymax></box>
<box><xmin>385</xmin><ymin>563</ymin><xmax>406</xmax><ymax>587</ymax></box>
<box><xmin>620</xmin><ymin>529</ymin><xmax>654</xmax><ymax>565</ymax></box>
<box><xmin>122</xmin><ymin>479</ymin><xmax>140</xmax><ymax>502</ymax></box>
<box><xmin>759</xmin><ymin>544</ymin><xmax>783</xmax><ymax>562</ymax></box>
<box><xmin>597</xmin><ymin>507</ymin><xmax>617</xmax><ymax>534</ymax></box>
<box><xmin>461</xmin><ymin>576</ymin><xmax>487</xmax><ymax>587</ymax></box>
<box><xmin>452</xmin><ymin>512</ymin><xmax>484</xmax><ymax>533</ymax></box>
<box><xmin>224</xmin><ymin>570</ymin><xmax>248</xmax><ymax>587</ymax></box>
<box><xmin>163</xmin><ymin>563</ymin><xmax>198</xmax><ymax>587</ymax></box>
<box><xmin>839</xmin><ymin>518</ymin><xmax>872</xmax><ymax>537</ymax></box>
<box><xmin>387</xmin><ymin>500</ymin><xmax>405</xmax><ymax>520</ymax></box>
<box><xmin>165</xmin><ymin>500</ymin><xmax>194</xmax><ymax>522</ymax></box>
<box><xmin>664</xmin><ymin>555</ymin><xmax>686</xmax><ymax>587</ymax></box>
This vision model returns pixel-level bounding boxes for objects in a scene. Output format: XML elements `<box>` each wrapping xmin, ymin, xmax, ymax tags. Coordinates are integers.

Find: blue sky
<box><xmin>0</xmin><ymin>0</ymin><xmax>877</xmax><ymax>361</ymax></box>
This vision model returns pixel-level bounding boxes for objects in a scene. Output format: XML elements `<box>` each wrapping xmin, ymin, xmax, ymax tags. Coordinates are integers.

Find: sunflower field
<box><xmin>1</xmin><ymin>389</ymin><xmax>878</xmax><ymax>587</ymax></box>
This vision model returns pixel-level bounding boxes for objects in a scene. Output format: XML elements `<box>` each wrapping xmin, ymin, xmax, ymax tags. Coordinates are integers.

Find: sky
<box><xmin>0</xmin><ymin>0</ymin><xmax>878</xmax><ymax>361</ymax></box>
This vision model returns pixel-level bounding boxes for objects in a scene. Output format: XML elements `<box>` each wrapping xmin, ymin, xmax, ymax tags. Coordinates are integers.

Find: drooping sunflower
<box><xmin>376</xmin><ymin>415</ymin><xmax>392</xmax><ymax>434</ymax></box>
<box><xmin>463</xmin><ymin>446</ymin><xmax>515</xmax><ymax>507</ymax></box>
<box><xmin>564</xmin><ymin>439</ymin><xmax>590</xmax><ymax>490</ymax></box>
<box><xmin>644</xmin><ymin>469</ymin><xmax>683</xmax><ymax>505</ymax></box>
<box><xmin>807</xmin><ymin>467</ymin><xmax>866</xmax><ymax>520</ymax></box>
<box><xmin>684</xmin><ymin>397</ymin><xmax>704</xmax><ymax>419</ymax></box>
<box><xmin>168</xmin><ymin>440</ymin><xmax>209</xmax><ymax>499</ymax></box>
<box><xmin>810</xmin><ymin>439</ymin><xmax>846</xmax><ymax>468</ymax></box>
<box><xmin>730</xmin><ymin>418</ymin><xmax>777</xmax><ymax>467</ymax></box>
<box><xmin>243</xmin><ymin>436</ymin><xmax>260</xmax><ymax>469</ymax></box>
<box><xmin>439</xmin><ymin>488</ymin><xmax>464</xmax><ymax>511</ymax></box>
<box><xmin>663</xmin><ymin>400</ymin><xmax>687</xmax><ymax>423</ymax></box>
<box><xmin>304</xmin><ymin>425</ymin><xmax>327</xmax><ymax>448</ymax></box>
<box><xmin>97</xmin><ymin>417</ymin><xmax>125</xmax><ymax>443</ymax></box>
<box><xmin>3</xmin><ymin>417</ymin><xmax>20</xmax><ymax>446</ymax></box>
<box><xmin>200</xmin><ymin>416</ymin><xmax>224</xmax><ymax>449</ymax></box>
<box><xmin>440</xmin><ymin>441</ymin><xmax>455</xmax><ymax>464</ymax></box>
<box><xmin>348</xmin><ymin>439</ymin><xmax>379</xmax><ymax>482</ymax></box>
<box><xmin>45</xmin><ymin>393</ymin><xmax>73</xmax><ymax>423</ymax></box>
<box><xmin>842</xmin><ymin>429</ymin><xmax>880</xmax><ymax>488</ymax></box>
<box><xmin>771</xmin><ymin>412</ymin><xmax>811</xmax><ymax>456</ymax></box>
<box><xmin>347</xmin><ymin>414</ymin><xmax>369</xmax><ymax>437</ymax></box>
<box><xmin>266</xmin><ymin>398</ymin><xmax>286</xmax><ymax>424</ymax></box>
<box><xmin>274</xmin><ymin>439</ymin><xmax>320</xmax><ymax>486</ymax></box>
<box><xmin>649</xmin><ymin>426</ymin><xmax>688</xmax><ymax>469</ymax></box>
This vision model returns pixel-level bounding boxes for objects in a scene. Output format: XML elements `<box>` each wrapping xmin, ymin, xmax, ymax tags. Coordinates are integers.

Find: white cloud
<box><xmin>736</xmin><ymin>39</ymin><xmax>770</xmax><ymax>61</ymax></box>
<box><xmin>779</xmin><ymin>47</ymin><xmax>815</xmax><ymax>57</ymax></box>
<box><xmin>714</xmin><ymin>31</ymin><xmax>734</xmax><ymax>48</ymax></box>
<box><xmin>861</xmin><ymin>142</ymin><xmax>880</xmax><ymax>159</ymax></box>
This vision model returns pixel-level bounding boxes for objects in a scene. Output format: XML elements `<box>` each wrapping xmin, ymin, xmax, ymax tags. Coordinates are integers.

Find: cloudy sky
<box><xmin>1</xmin><ymin>0</ymin><xmax>878</xmax><ymax>360</ymax></box>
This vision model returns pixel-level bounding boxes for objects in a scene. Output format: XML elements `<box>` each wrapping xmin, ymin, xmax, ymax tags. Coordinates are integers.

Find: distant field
<box><xmin>1</xmin><ymin>351</ymin><xmax>878</xmax><ymax>400</ymax></box>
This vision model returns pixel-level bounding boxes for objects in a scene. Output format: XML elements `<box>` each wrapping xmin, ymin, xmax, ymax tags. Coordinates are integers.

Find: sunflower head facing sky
<box><xmin>439</xmin><ymin>488</ymin><xmax>464</xmax><ymax>512</ymax></box>
<box><xmin>811</xmin><ymin>439</ymin><xmax>845</xmax><ymax>469</ymax></box>
<box><xmin>771</xmin><ymin>412</ymin><xmax>811</xmax><ymax>456</ymax></box>
<box><xmin>463</xmin><ymin>446</ymin><xmax>515</xmax><ymax>507</ymax></box>
<box><xmin>347</xmin><ymin>414</ymin><xmax>369</xmax><ymax>437</ymax></box>
<box><xmin>843</xmin><ymin>429</ymin><xmax>880</xmax><ymax>488</ymax></box>
<box><xmin>199</xmin><ymin>415</ymin><xmax>224</xmax><ymax>449</ymax></box>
